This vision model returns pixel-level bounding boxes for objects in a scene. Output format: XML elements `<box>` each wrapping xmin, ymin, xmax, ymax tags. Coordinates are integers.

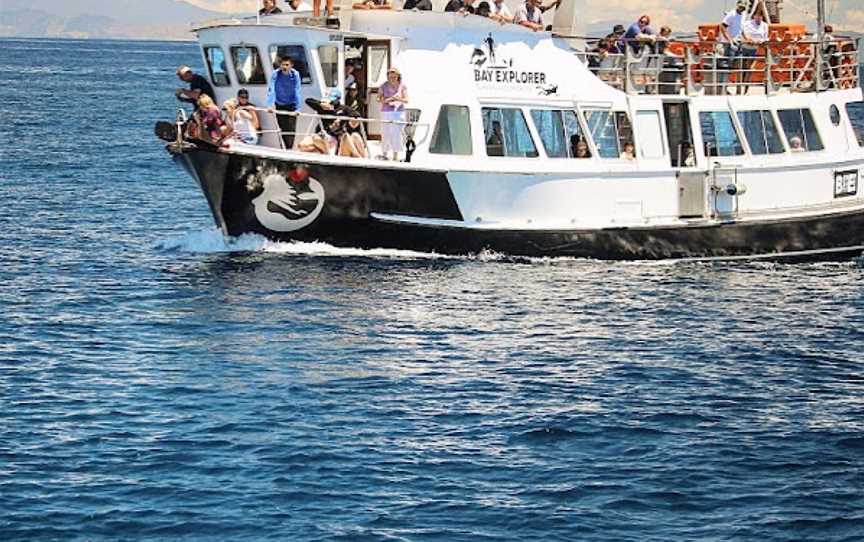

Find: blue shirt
<box><xmin>624</xmin><ymin>22</ymin><xmax>654</xmax><ymax>52</ymax></box>
<box><xmin>266</xmin><ymin>68</ymin><xmax>302</xmax><ymax>108</ymax></box>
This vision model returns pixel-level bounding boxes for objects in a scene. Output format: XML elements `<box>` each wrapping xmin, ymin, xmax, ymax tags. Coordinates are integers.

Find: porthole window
<box><xmin>830</xmin><ymin>105</ymin><xmax>841</xmax><ymax>126</ymax></box>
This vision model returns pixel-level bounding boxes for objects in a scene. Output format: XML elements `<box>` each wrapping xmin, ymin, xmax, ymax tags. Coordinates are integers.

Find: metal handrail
<box><xmin>577</xmin><ymin>36</ymin><xmax>860</xmax><ymax>96</ymax></box>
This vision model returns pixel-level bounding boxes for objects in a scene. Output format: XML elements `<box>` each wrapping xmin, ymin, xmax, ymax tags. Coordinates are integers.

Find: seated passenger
<box><xmin>345</xmin><ymin>82</ymin><xmax>365</xmax><ymax>116</ymax></box>
<box><xmin>300</xmin><ymin>90</ymin><xmax>366</xmax><ymax>157</ymax></box>
<box><xmin>620</xmin><ymin>142</ymin><xmax>636</xmax><ymax>160</ymax></box>
<box><xmin>403</xmin><ymin>0</ymin><xmax>432</xmax><ymax>9</ymax></box>
<box><xmin>224</xmin><ymin>89</ymin><xmax>260</xmax><ymax>145</ymax></box>
<box><xmin>476</xmin><ymin>1</ymin><xmax>491</xmax><ymax>17</ymax></box>
<box><xmin>259</xmin><ymin>0</ymin><xmax>282</xmax><ymax>15</ymax></box>
<box><xmin>571</xmin><ymin>137</ymin><xmax>591</xmax><ymax>158</ymax></box>
<box><xmin>354</xmin><ymin>0</ymin><xmax>392</xmax><ymax>9</ymax></box>
<box><xmin>445</xmin><ymin>0</ymin><xmax>474</xmax><ymax>14</ymax></box>
<box><xmin>486</xmin><ymin>120</ymin><xmax>505</xmax><ymax>156</ymax></box>
<box><xmin>789</xmin><ymin>136</ymin><xmax>805</xmax><ymax>152</ymax></box>
<box><xmin>195</xmin><ymin>95</ymin><xmax>225</xmax><ymax>143</ymax></box>
<box><xmin>514</xmin><ymin>0</ymin><xmax>544</xmax><ymax>32</ymax></box>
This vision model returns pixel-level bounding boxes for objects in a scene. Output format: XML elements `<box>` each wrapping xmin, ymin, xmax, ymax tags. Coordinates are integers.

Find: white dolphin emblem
<box><xmin>251</xmin><ymin>172</ymin><xmax>325</xmax><ymax>232</ymax></box>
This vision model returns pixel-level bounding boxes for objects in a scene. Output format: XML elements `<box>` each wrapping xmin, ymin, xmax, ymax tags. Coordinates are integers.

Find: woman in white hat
<box><xmin>377</xmin><ymin>67</ymin><xmax>408</xmax><ymax>160</ymax></box>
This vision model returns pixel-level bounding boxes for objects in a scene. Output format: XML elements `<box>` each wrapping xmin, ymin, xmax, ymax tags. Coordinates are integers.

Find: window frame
<box><xmin>583</xmin><ymin>108</ymin><xmax>633</xmax><ymax>160</ymax></box>
<box><xmin>736</xmin><ymin>109</ymin><xmax>786</xmax><ymax>156</ymax></box>
<box><xmin>529</xmin><ymin>108</ymin><xmax>593</xmax><ymax>159</ymax></box>
<box><xmin>429</xmin><ymin>104</ymin><xmax>473</xmax><ymax>156</ymax></box>
<box><xmin>316</xmin><ymin>44</ymin><xmax>340</xmax><ymax>89</ymax></box>
<box><xmin>699</xmin><ymin>110</ymin><xmax>746</xmax><ymax>158</ymax></box>
<box><xmin>634</xmin><ymin>110</ymin><xmax>666</xmax><ymax>159</ymax></box>
<box><xmin>845</xmin><ymin>101</ymin><xmax>864</xmax><ymax>147</ymax></box>
<box><xmin>777</xmin><ymin>108</ymin><xmax>825</xmax><ymax>152</ymax></box>
<box><xmin>267</xmin><ymin>44</ymin><xmax>314</xmax><ymax>85</ymax></box>
<box><xmin>481</xmin><ymin>106</ymin><xmax>539</xmax><ymax>159</ymax></box>
<box><xmin>202</xmin><ymin>45</ymin><xmax>231</xmax><ymax>87</ymax></box>
<box><xmin>229</xmin><ymin>44</ymin><xmax>267</xmax><ymax>86</ymax></box>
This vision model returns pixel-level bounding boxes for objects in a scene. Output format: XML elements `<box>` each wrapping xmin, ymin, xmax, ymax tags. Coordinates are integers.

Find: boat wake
<box><xmin>156</xmin><ymin>229</ymin><xmax>478</xmax><ymax>260</ymax></box>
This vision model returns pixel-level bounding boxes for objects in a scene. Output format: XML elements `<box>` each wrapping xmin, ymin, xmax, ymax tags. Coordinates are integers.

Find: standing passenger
<box><xmin>175</xmin><ymin>65</ymin><xmax>215</xmax><ymax>109</ymax></box>
<box><xmin>623</xmin><ymin>15</ymin><xmax>656</xmax><ymax>53</ymax></box>
<box><xmin>739</xmin><ymin>10</ymin><xmax>769</xmax><ymax>93</ymax></box>
<box><xmin>378</xmin><ymin>67</ymin><xmax>408</xmax><ymax>161</ymax></box>
<box><xmin>514</xmin><ymin>0</ymin><xmax>544</xmax><ymax>32</ymax></box>
<box><xmin>266</xmin><ymin>57</ymin><xmax>303</xmax><ymax>150</ymax></box>
<box><xmin>717</xmin><ymin>0</ymin><xmax>748</xmax><ymax>94</ymax></box>
<box><xmin>488</xmin><ymin>0</ymin><xmax>513</xmax><ymax>23</ymax></box>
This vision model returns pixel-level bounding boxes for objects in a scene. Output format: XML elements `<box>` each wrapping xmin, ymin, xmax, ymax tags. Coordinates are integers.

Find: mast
<box><xmin>816</xmin><ymin>0</ymin><xmax>825</xmax><ymax>90</ymax></box>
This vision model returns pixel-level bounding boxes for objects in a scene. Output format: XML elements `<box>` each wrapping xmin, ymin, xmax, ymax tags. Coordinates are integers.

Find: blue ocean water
<box><xmin>2</xmin><ymin>37</ymin><xmax>864</xmax><ymax>541</ymax></box>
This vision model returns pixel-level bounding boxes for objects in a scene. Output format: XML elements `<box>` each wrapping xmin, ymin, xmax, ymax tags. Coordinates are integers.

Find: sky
<box><xmin>184</xmin><ymin>0</ymin><xmax>863</xmax><ymax>31</ymax></box>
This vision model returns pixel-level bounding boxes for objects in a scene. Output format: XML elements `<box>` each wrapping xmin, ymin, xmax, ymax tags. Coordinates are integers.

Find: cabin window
<box><xmin>481</xmin><ymin>108</ymin><xmax>538</xmax><ymax>158</ymax></box>
<box><xmin>318</xmin><ymin>45</ymin><xmax>339</xmax><ymax>88</ymax></box>
<box><xmin>530</xmin><ymin>109</ymin><xmax>591</xmax><ymax>158</ymax></box>
<box><xmin>845</xmin><ymin>101</ymin><xmax>864</xmax><ymax>147</ymax></box>
<box><xmin>430</xmin><ymin>105</ymin><xmax>473</xmax><ymax>155</ymax></box>
<box><xmin>635</xmin><ymin>111</ymin><xmax>665</xmax><ymax>159</ymax></box>
<box><xmin>699</xmin><ymin>111</ymin><xmax>744</xmax><ymax>157</ymax></box>
<box><xmin>777</xmin><ymin>109</ymin><xmax>824</xmax><ymax>152</ymax></box>
<box><xmin>584</xmin><ymin>110</ymin><xmax>634</xmax><ymax>159</ymax></box>
<box><xmin>269</xmin><ymin>45</ymin><xmax>313</xmax><ymax>84</ymax></box>
<box><xmin>203</xmin><ymin>46</ymin><xmax>231</xmax><ymax>87</ymax></box>
<box><xmin>737</xmin><ymin>110</ymin><xmax>784</xmax><ymax>155</ymax></box>
<box><xmin>230</xmin><ymin>46</ymin><xmax>266</xmax><ymax>85</ymax></box>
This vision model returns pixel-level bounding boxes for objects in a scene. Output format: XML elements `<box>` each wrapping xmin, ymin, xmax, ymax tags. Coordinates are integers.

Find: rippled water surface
<box><xmin>2</xmin><ymin>38</ymin><xmax>864</xmax><ymax>541</ymax></box>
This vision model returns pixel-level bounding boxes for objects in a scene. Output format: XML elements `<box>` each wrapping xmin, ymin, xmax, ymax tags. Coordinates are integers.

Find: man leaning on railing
<box><xmin>738</xmin><ymin>10</ymin><xmax>769</xmax><ymax>94</ymax></box>
<box><xmin>266</xmin><ymin>57</ymin><xmax>302</xmax><ymax>150</ymax></box>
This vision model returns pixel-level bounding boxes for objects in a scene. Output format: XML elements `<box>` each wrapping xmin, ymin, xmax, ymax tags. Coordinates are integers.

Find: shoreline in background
<box><xmin>0</xmin><ymin>35</ymin><xmax>197</xmax><ymax>43</ymax></box>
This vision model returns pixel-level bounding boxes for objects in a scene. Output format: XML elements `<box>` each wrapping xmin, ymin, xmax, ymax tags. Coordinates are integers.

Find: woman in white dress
<box><xmin>377</xmin><ymin>67</ymin><xmax>408</xmax><ymax>161</ymax></box>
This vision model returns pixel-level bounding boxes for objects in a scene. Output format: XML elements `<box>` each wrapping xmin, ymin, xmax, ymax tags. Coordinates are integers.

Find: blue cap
<box><xmin>327</xmin><ymin>88</ymin><xmax>342</xmax><ymax>102</ymax></box>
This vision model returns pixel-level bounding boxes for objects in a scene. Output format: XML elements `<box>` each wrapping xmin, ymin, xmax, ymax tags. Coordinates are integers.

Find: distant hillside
<box><xmin>0</xmin><ymin>0</ymin><xmax>223</xmax><ymax>40</ymax></box>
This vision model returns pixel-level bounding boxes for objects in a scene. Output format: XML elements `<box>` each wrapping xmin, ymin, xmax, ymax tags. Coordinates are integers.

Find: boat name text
<box><xmin>474</xmin><ymin>69</ymin><xmax>547</xmax><ymax>85</ymax></box>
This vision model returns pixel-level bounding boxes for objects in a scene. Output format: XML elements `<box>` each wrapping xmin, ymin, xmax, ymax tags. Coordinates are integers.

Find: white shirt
<box><xmin>721</xmin><ymin>10</ymin><xmax>745</xmax><ymax>42</ymax></box>
<box><xmin>514</xmin><ymin>3</ymin><xmax>542</xmax><ymax>24</ymax></box>
<box><xmin>288</xmin><ymin>1</ymin><xmax>313</xmax><ymax>10</ymax></box>
<box><xmin>742</xmin><ymin>19</ymin><xmax>768</xmax><ymax>43</ymax></box>
<box><xmin>490</xmin><ymin>1</ymin><xmax>512</xmax><ymax>18</ymax></box>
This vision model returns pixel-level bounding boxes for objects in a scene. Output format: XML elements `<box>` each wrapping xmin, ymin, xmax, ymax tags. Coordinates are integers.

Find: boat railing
<box><xmin>220</xmin><ymin>108</ymin><xmax>431</xmax><ymax>159</ymax></box>
<box><xmin>575</xmin><ymin>36</ymin><xmax>860</xmax><ymax>96</ymax></box>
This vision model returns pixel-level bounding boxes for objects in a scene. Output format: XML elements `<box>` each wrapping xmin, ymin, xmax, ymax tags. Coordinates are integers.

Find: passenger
<box><xmin>514</xmin><ymin>0</ymin><xmax>544</xmax><ymax>32</ymax></box>
<box><xmin>822</xmin><ymin>24</ymin><xmax>839</xmax><ymax>87</ymax></box>
<box><xmin>538</xmin><ymin>0</ymin><xmax>562</xmax><ymax>15</ymax></box>
<box><xmin>656</xmin><ymin>25</ymin><xmax>672</xmax><ymax>55</ymax></box>
<box><xmin>196</xmin><ymin>95</ymin><xmax>225</xmax><ymax>142</ymax></box>
<box><xmin>789</xmin><ymin>136</ymin><xmax>804</xmax><ymax>152</ymax></box>
<box><xmin>476</xmin><ymin>1</ymin><xmax>491</xmax><ymax>17</ymax></box>
<box><xmin>445</xmin><ymin>0</ymin><xmax>474</xmax><ymax>15</ymax></box>
<box><xmin>574</xmin><ymin>139</ymin><xmax>591</xmax><ymax>158</ymax></box>
<box><xmin>266</xmin><ymin>56</ymin><xmax>303</xmax><ymax>150</ymax></box>
<box><xmin>487</xmin><ymin>121</ymin><xmax>505</xmax><ymax>156</ymax></box>
<box><xmin>606</xmin><ymin>25</ymin><xmax>627</xmax><ymax>54</ymax></box>
<box><xmin>403</xmin><ymin>0</ymin><xmax>432</xmax><ymax>9</ymax></box>
<box><xmin>175</xmin><ymin>65</ymin><xmax>215</xmax><ymax>110</ymax></box>
<box><xmin>718</xmin><ymin>0</ymin><xmax>748</xmax><ymax>94</ymax></box>
<box><xmin>224</xmin><ymin>89</ymin><xmax>260</xmax><ymax>145</ymax></box>
<box><xmin>259</xmin><ymin>0</ymin><xmax>283</xmax><ymax>15</ymax></box>
<box><xmin>738</xmin><ymin>10</ymin><xmax>768</xmax><ymax>93</ymax></box>
<box><xmin>621</xmin><ymin>142</ymin><xmax>636</xmax><ymax>160</ymax></box>
<box><xmin>300</xmin><ymin>90</ymin><xmax>366</xmax><ymax>157</ymax></box>
<box><xmin>345</xmin><ymin>60</ymin><xmax>357</xmax><ymax>90</ymax></box>
<box><xmin>488</xmin><ymin>0</ymin><xmax>513</xmax><ymax>23</ymax></box>
<box><xmin>378</xmin><ymin>67</ymin><xmax>408</xmax><ymax>161</ymax></box>
<box><xmin>345</xmin><ymin>82</ymin><xmax>365</xmax><ymax>117</ymax></box>
<box><xmin>354</xmin><ymin>0</ymin><xmax>392</xmax><ymax>9</ymax></box>
<box><xmin>624</xmin><ymin>15</ymin><xmax>656</xmax><ymax>53</ymax></box>
<box><xmin>286</xmin><ymin>0</ymin><xmax>313</xmax><ymax>10</ymax></box>
<box><xmin>680</xmin><ymin>141</ymin><xmax>696</xmax><ymax>166</ymax></box>
<box><xmin>588</xmin><ymin>38</ymin><xmax>611</xmax><ymax>71</ymax></box>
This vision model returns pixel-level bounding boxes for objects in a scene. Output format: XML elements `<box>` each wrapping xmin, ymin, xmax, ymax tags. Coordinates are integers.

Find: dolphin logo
<box><xmin>251</xmin><ymin>171</ymin><xmax>325</xmax><ymax>232</ymax></box>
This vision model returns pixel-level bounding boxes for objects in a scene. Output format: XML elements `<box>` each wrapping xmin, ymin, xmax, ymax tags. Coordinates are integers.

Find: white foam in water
<box><xmin>157</xmin><ymin>229</ymin><xmax>469</xmax><ymax>260</ymax></box>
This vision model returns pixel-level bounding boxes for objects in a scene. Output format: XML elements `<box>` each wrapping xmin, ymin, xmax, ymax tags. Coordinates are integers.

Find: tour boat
<box><xmin>158</xmin><ymin>0</ymin><xmax>864</xmax><ymax>260</ymax></box>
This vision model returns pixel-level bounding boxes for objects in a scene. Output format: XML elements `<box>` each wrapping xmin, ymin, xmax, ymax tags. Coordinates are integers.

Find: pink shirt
<box><xmin>380</xmin><ymin>81</ymin><xmax>406</xmax><ymax>112</ymax></box>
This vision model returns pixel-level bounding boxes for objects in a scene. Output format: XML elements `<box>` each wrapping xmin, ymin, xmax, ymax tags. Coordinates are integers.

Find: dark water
<box><xmin>3</xmin><ymin>38</ymin><xmax>864</xmax><ymax>541</ymax></box>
